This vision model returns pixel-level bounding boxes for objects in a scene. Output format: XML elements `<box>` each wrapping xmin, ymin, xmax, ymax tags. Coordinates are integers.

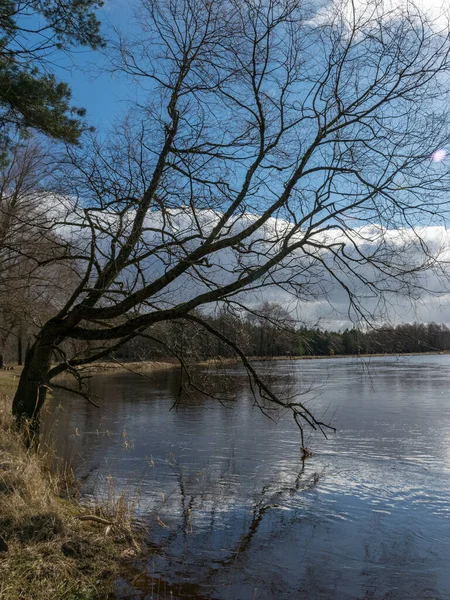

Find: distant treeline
<box><xmin>114</xmin><ymin>304</ymin><xmax>450</xmax><ymax>362</ymax></box>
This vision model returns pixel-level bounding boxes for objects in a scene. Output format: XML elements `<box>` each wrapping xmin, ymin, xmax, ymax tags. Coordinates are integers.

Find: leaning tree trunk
<box><xmin>12</xmin><ymin>336</ymin><xmax>54</xmax><ymax>445</ymax></box>
<box><xmin>17</xmin><ymin>330</ymin><xmax>23</xmax><ymax>366</ymax></box>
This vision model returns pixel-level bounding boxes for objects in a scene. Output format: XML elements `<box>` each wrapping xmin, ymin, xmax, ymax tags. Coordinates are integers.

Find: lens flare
<box><xmin>431</xmin><ymin>149</ymin><xmax>447</xmax><ymax>162</ymax></box>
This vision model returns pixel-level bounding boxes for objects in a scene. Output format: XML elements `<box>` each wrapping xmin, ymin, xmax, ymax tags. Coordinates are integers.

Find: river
<box><xmin>44</xmin><ymin>355</ymin><xmax>450</xmax><ymax>599</ymax></box>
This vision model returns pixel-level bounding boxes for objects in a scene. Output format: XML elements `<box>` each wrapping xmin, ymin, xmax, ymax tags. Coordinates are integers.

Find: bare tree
<box><xmin>10</xmin><ymin>0</ymin><xmax>450</xmax><ymax>447</ymax></box>
<box><xmin>0</xmin><ymin>140</ymin><xmax>77</xmax><ymax>367</ymax></box>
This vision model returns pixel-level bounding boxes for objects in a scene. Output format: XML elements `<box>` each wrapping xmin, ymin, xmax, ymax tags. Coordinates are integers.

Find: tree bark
<box><xmin>12</xmin><ymin>336</ymin><xmax>54</xmax><ymax>443</ymax></box>
<box><xmin>17</xmin><ymin>332</ymin><xmax>22</xmax><ymax>366</ymax></box>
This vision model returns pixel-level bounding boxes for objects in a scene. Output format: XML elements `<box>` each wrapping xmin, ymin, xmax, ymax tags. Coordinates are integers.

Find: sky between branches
<box><xmin>48</xmin><ymin>0</ymin><xmax>450</xmax><ymax>328</ymax></box>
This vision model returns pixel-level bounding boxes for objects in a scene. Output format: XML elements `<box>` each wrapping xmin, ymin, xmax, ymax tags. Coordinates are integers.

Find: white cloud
<box><xmin>312</xmin><ymin>0</ymin><xmax>450</xmax><ymax>31</ymax></box>
<box><xmin>43</xmin><ymin>194</ymin><xmax>450</xmax><ymax>329</ymax></box>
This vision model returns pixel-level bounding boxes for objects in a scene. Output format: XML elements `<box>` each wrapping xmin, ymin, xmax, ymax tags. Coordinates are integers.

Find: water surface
<box><xmin>45</xmin><ymin>355</ymin><xmax>450</xmax><ymax>599</ymax></box>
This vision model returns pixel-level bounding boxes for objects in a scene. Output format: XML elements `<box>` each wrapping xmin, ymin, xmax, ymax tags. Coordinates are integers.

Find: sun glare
<box><xmin>431</xmin><ymin>149</ymin><xmax>447</xmax><ymax>162</ymax></box>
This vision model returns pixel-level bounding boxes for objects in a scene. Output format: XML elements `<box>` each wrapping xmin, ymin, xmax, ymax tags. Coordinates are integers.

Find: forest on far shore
<box><xmin>5</xmin><ymin>301</ymin><xmax>450</xmax><ymax>368</ymax></box>
<box><xmin>112</xmin><ymin>304</ymin><xmax>450</xmax><ymax>363</ymax></box>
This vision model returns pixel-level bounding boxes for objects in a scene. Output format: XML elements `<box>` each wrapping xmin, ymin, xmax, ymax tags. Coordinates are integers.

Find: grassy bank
<box><xmin>0</xmin><ymin>370</ymin><xmax>141</xmax><ymax>600</ymax></box>
<box><xmin>81</xmin><ymin>359</ymin><xmax>177</xmax><ymax>375</ymax></box>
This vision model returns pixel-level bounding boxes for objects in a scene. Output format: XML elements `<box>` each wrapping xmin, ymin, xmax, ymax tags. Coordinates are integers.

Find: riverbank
<box><xmin>195</xmin><ymin>349</ymin><xmax>450</xmax><ymax>367</ymax></box>
<box><xmin>0</xmin><ymin>370</ymin><xmax>141</xmax><ymax>600</ymax></box>
<box><xmin>82</xmin><ymin>351</ymin><xmax>450</xmax><ymax>374</ymax></box>
<box><xmin>81</xmin><ymin>359</ymin><xmax>177</xmax><ymax>375</ymax></box>
<box><xmin>5</xmin><ymin>351</ymin><xmax>445</xmax><ymax>379</ymax></box>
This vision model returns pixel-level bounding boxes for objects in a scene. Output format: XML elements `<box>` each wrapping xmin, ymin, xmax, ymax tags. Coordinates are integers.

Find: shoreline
<box><xmin>0</xmin><ymin>374</ymin><xmax>142</xmax><ymax>599</ymax></box>
<box><xmin>109</xmin><ymin>350</ymin><xmax>450</xmax><ymax>371</ymax></box>
<box><xmin>250</xmin><ymin>350</ymin><xmax>450</xmax><ymax>361</ymax></box>
<box><xmin>3</xmin><ymin>350</ymin><xmax>448</xmax><ymax>379</ymax></box>
<box><xmin>80</xmin><ymin>359</ymin><xmax>178</xmax><ymax>375</ymax></box>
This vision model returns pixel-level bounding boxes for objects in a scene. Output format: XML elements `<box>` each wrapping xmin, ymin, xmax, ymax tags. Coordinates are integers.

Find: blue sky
<box><xmin>51</xmin><ymin>0</ymin><xmax>449</xmax><ymax>137</ymax></box>
<box><xmin>52</xmin><ymin>0</ymin><xmax>139</xmax><ymax>134</ymax></box>
<box><xmin>55</xmin><ymin>0</ymin><xmax>449</xmax><ymax>137</ymax></box>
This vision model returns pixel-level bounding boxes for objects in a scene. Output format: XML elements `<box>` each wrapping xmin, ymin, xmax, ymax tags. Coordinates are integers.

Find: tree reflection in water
<box><xmin>116</xmin><ymin>456</ymin><xmax>322</xmax><ymax>599</ymax></box>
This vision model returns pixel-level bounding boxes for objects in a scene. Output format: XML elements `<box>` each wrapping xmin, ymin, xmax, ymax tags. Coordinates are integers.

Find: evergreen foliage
<box><xmin>0</xmin><ymin>0</ymin><xmax>104</xmax><ymax>148</ymax></box>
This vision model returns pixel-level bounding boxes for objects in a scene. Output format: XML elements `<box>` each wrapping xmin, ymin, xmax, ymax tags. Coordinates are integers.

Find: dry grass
<box><xmin>80</xmin><ymin>360</ymin><xmax>176</xmax><ymax>376</ymax></box>
<box><xmin>0</xmin><ymin>372</ymin><xmax>142</xmax><ymax>600</ymax></box>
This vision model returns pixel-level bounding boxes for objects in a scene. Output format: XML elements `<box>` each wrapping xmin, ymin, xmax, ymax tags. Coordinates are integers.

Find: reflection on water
<box><xmin>44</xmin><ymin>355</ymin><xmax>450</xmax><ymax>599</ymax></box>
